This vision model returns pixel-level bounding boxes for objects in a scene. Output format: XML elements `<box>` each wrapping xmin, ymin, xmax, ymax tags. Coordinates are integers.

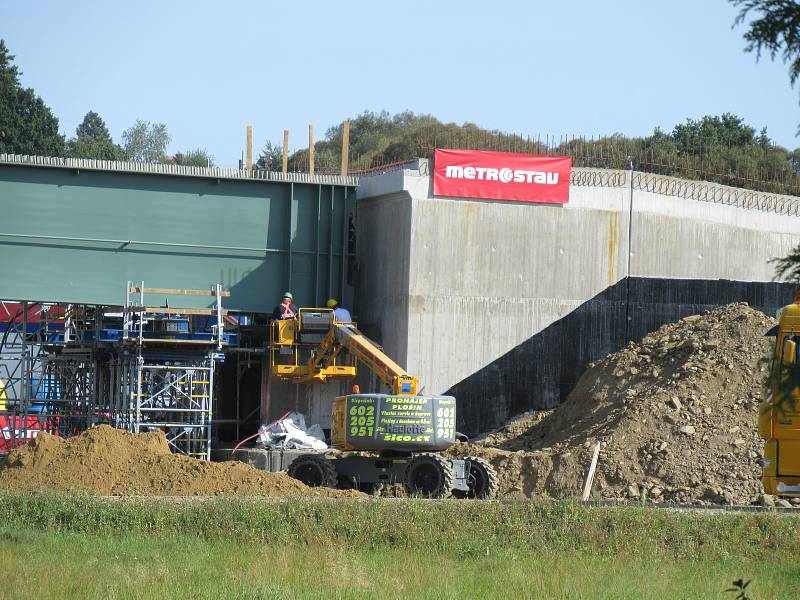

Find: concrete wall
<box><xmin>404</xmin><ymin>171</ymin><xmax>630</xmax><ymax>398</ymax></box>
<box><xmin>356</xmin><ymin>164</ymin><xmax>633</xmax><ymax>399</ymax></box>
<box><xmin>355</xmin><ymin>162</ymin><xmax>800</xmax><ymax>434</ymax></box>
<box><xmin>630</xmin><ymin>184</ymin><xmax>798</xmax><ymax>280</ymax></box>
<box><xmin>354</xmin><ymin>185</ymin><xmax>414</xmax><ymax>368</ymax></box>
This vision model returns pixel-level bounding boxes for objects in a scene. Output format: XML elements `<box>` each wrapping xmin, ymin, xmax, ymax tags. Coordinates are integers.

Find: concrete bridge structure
<box><xmin>2</xmin><ymin>154</ymin><xmax>799</xmax><ymax>436</ymax></box>
<box><xmin>355</xmin><ymin>160</ymin><xmax>800</xmax><ymax>434</ymax></box>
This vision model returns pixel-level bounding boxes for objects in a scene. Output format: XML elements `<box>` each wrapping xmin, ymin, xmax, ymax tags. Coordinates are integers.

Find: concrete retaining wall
<box><xmin>355</xmin><ymin>162</ymin><xmax>800</xmax><ymax>435</ymax></box>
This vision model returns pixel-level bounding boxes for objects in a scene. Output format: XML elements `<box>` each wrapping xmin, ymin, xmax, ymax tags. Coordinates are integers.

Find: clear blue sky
<box><xmin>2</xmin><ymin>0</ymin><xmax>798</xmax><ymax>168</ymax></box>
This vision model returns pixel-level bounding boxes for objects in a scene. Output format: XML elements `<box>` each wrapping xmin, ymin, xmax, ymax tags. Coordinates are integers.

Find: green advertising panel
<box><xmin>344</xmin><ymin>394</ymin><xmax>456</xmax><ymax>451</ymax></box>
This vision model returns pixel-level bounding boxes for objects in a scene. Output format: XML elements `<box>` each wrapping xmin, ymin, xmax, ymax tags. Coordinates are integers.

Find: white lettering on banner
<box><xmin>444</xmin><ymin>165</ymin><xmax>559</xmax><ymax>185</ymax></box>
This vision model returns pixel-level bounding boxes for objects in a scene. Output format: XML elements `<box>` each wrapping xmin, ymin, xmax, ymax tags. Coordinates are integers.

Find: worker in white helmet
<box><xmin>327</xmin><ymin>298</ymin><xmax>352</xmax><ymax>323</ymax></box>
<box><xmin>272</xmin><ymin>291</ymin><xmax>298</xmax><ymax>320</ymax></box>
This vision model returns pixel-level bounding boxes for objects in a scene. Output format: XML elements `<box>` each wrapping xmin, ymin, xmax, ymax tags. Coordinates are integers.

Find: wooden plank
<box><xmin>340</xmin><ymin>119</ymin><xmax>350</xmax><ymax>177</ymax></box>
<box><xmin>129</xmin><ymin>287</ymin><xmax>230</xmax><ymax>297</ymax></box>
<box><xmin>246</xmin><ymin>125</ymin><xmax>253</xmax><ymax>173</ymax></box>
<box><xmin>308</xmin><ymin>124</ymin><xmax>315</xmax><ymax>175</ymax></box>
<box><xmin>130</xmin><ymin>307</ymin><xmax>229</xmax><ymax>315</ymax></box>
<box><xmin>137</xmin><ymin>338</ymin><xmax>228</xmax><ymax>345</ymax></box>
<box><xmin>581</xmin><ymin>441</ymin><xmax>602</xmax><ymax>502</ymax></box>
<box><xmin>282</xmin><ymin>129</ymin><xmax>289</xmax><ymax>173</ymax></box>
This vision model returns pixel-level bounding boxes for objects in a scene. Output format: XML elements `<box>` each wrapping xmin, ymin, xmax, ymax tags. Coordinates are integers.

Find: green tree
<box><xmin>66</xmin><ymin>111</ymin><xmax>124</xmax><ymax>160</ymax></box>
<box><xmin>732</xmin><ymin>0</ymin><xmax>800</xmax><ymax>133</ymax></box>
<box><xmin>773</xmin><ymin>244</ymin><xmax>800</xmax><ymax>281</ymax></box>
<box><xmin>0</xmin><ymin>39</ymin><xmax>64</xmax><ymax>156</ymax></box>
<box><xmin>256</xmin><ymin>141</ymin><xmax>284</xmax><ymax>171</ymax></box>
<box><xmin>122</xmin><ymin>119</ymin><xmax>170</xmax><ymax>163</ymax></box>
<box><xmin>731</xmin><ymin>2</ymin><xmax>800</xmax><ymax>282</ymax></box>
<box><xmin>173</xmin><ymin>148</ymin><xmax>214</xmax><ymax>167</ymax></box>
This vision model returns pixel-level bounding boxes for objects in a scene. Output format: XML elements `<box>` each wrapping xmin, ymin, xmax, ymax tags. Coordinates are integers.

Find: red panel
<box><xmin>433</xmin><ymin>149</ymin><xmax>571</xmax><ymax>204</ymax></box>
<box><xmin>0</xmin><ymin>303</ymin><xmax>64</xmax><ymax>323</ymax></box>
<box><xmin>0</xmin><ymin>416</ymin><xmax>57</xmax><ymax>451</ymax></box>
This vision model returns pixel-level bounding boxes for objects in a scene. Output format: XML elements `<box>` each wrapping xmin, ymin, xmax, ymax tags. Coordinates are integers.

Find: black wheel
<box><xmin>403</xmin><ymin>453</ymin><xmax>454</xmax><ymax>499</ymax></box>
<box><xmin>462</xmin><ymin>456</ymin><xmax>498</xmax><ymax>499</ymax></box>
<box><xmin>287</xmin><ymin>454</ymin><xmax>338</xmax><ymax>488</ymax></box>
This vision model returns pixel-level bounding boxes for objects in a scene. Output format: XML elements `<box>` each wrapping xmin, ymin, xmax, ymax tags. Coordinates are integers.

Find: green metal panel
<box><xmin>0</xmin><ymin>164</ymin><xmax>357</xmax><ymax>313</ymax></box>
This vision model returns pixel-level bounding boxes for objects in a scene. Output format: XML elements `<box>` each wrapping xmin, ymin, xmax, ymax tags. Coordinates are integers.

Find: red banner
<box><xmin>433</xmin><ymin>149</ymin><xmax>571</xmax><ymax>204</ymax></box>
<box><xmin>0</xmin><ymin>416</ymin><xmax>54</xmax><ymax>451</ymax></box>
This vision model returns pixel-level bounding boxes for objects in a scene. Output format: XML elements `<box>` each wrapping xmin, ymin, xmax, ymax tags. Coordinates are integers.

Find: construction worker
<box><xmin>272</xmin><ymin>292</ymin><xmax>298</xmax><ymax>320</ymax></box>
<box><xmin>327</xmin><ymin>298</ymin><xmax>352</xmax><ymax>322</ymax></box>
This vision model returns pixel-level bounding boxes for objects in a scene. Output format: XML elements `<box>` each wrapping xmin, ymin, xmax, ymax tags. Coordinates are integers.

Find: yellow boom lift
<box><xmin>760</xmin><ymin>299</ymin><xmax>800</xmax><ymax>496</ymax></box>
<box><xmin>269</xmin><ymin>308</ymin><xmax>497</xmax><ymax>498</ymax></box>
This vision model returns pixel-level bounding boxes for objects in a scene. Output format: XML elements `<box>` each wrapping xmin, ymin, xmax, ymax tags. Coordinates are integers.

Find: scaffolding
<box><xmin>0</xmin><ymin>283</ymin><xmax>236</xmax><ymax>460</ymax></box>
<box><xmin>0</xmin><ymin>302</ymin><xmax>72</xmax><ymax>447</ymax></box>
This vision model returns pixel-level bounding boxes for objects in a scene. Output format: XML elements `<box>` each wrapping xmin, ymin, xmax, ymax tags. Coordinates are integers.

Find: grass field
<box><xmin>1</xmin><ymin>494</ymin><xmax>799</xmax><ymax>599</ymax></box>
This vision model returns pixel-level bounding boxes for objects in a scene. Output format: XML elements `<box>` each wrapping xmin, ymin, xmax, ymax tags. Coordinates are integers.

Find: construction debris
<box><xmin>257</xmin><ymin>412</ymin><xmax>328</xmax><ymax>451</ymax></box>
<box><xmin>0</xmin><ymin>425</ymin><xmax>355</xmax><ymax>497</ymax></box>
<box><xmin>450</xmin><ymin>303</ymin><xmax>774</xmax><ymax>505</ymax></box>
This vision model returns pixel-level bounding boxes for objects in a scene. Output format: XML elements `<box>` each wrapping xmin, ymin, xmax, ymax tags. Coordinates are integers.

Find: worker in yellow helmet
<box><xmin>327</xmin><ymin>298</ymin><xmax>352</xmax><ymax>323</ymax></box>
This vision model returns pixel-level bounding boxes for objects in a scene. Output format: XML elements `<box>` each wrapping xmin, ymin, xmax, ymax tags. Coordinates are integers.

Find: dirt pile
<box><xmin>450</xmin><ymin>303</ymin><xmax>775</xmax><ymax>505</ymax></box>
<box><xmin>0</xmin><ymin>425</ymin><xmax>356</xmax><ymax>497</ymax></box>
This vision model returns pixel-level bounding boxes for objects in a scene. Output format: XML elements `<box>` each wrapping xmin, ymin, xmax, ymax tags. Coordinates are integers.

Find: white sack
<box><xmin>257</xmin><ymin>411</ymin><xmax>328</xmax><ymax>450</ymax></box>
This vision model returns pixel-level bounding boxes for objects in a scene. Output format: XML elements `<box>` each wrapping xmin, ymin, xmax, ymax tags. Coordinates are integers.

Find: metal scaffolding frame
<box><xmin>0</xmin><ymin>302</ymin><xmax>65</xmax><ymax>446</ymax></box>
<box><xmin>38</xmin><ymin>350</ymin><xmax>101</xmax><ymax>435</ymax></box>
<box><xmin>0</xmin><ymin>283</ymin><xmax>233</xmax><ymax>459</ymax></box>
<box><xmin>132</xmin><ymin>358</ymin><xmax>214</xmax><ymax>459</ymax></box>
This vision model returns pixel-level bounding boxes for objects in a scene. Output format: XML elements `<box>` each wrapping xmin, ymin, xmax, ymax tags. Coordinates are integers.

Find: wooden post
<box><xmin>308</xmin><ymin>124</ymin><xmax>315</xmax><ymax>175</ymax></box>
<box><xmin>282</xmin><ymin>129</ymin><xmax>289</xmax><ymax>173</ymax></box>
<box><xmin>581</xmin><ymin>442</ymin><xmax>602</xmax><ymax>501</ymax></box>
<box><xmin>246</xmin><ymin>125</ymin><xmax>253</xmax><ymax>173</ymax></box>
<box><xmin>340</xmin><ymin>119</ymin><xmax>350</xmax><ymax>177</ymax></box>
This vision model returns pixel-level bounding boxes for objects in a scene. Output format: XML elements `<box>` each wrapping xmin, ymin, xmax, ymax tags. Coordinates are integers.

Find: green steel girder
<box><xmin>0</xmin><ymin>163</ymin><xmax>357</xmax><ymax>313</ymax></box>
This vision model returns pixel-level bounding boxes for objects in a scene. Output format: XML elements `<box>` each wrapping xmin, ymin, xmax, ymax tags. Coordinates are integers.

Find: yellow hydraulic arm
<box><xmin>270</xmin><ymin>308</ymin><xmax>418</xmax><ymax>395</ymax></box>
<box><xmin>322</xmin><ymin>323</ymin><xmax>418</xmax><ymax>395</ymax></box>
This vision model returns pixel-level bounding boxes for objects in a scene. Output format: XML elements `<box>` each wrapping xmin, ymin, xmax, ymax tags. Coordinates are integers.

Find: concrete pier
<box><xmin>355</xmin><ymin>161</ymin><xmax>800</xmax><ymax>434</ymax></box>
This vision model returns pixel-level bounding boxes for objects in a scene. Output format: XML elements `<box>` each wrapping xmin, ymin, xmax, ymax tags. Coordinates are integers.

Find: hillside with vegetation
<box><xmin>260</xmin><ymin>110</ymin><xmax>800</xmax><ymax>197</ymax></box>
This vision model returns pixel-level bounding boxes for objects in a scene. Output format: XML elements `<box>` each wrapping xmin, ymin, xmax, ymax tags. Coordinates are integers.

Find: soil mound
<box><xmin>450</xmin><ymin>303</ymin><xmax>775</xmax><ymax>505</ymax></box>
<box><xmin>0</xmin><ymin>425</ymin><xmax>356</xmax><ymax>497</ymax></box>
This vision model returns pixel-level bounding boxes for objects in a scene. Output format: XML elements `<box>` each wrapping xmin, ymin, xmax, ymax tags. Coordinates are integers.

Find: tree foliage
<box><xmin>0</xmin><ymin>39</ymin><xmax>64</xmax><ymax>156</ymax></box>
<box><xmin>265</xmin><ymin>110</ymin><xmax>800</xmax><ymax>195</ymax></box>
<box><xmin>732</xmin><ymin>1</ymin><xmax>800</xmax><ymax>93</ymax></box>
<box><xmin>66</xmin><ymin>111</ymin><xmax>124</xmax><ymax>160</ymax></box>
<box><xmin>773</xmin><ymin>243</ymin><xmax>800</xmax><ymax>281</ymax></box>
<box><xmin>256</xmin><ymin>141</ymin><xmax>284</xmax><ymax>171</ymax></box>
<box><xmin>730</xmin><ymin>1</ymin><xmax>800</xmax><ymax>280</ymax></box>
<box><xmin>122</xmin><ymin>119</ymin><xmax>170</xmax><ymax>163</ymax></box>
<box><xmin>75</xmin><ymin>110</ymin><xmax>111</xmax><ymax>141</ymax></box>
<box><xmin>173</xmin><ymin>148</ymin><xmax>214</xmax><ymax>167</ymax></box>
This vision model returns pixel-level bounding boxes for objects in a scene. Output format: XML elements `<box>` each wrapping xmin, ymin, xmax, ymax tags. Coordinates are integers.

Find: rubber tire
<box><xmin>462</xmin><ymin>456</ymin><xmax>498</xmax><ymax>499</ymax></box>
<box><xmin>287</xmin><ymin>454</ymin><xmax>338</xmax><ymax>488</ymax></box>
<box><xmin>403</xmin><ymin>453</ymin><xmax>454</xmax><ymax>499</ymax></box>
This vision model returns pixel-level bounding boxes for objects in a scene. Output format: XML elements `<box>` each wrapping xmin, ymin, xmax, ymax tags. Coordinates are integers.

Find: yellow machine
<box><xmin>760</xmin><ymin>300</ymin><xmax>800</xmax><ymax>496</ymax></box>
<box><xmin>269</xmin><ymin>307</ymin><xmax>497</xmax><ymax>498</ymax></box>
<box><xmin>270</xmin><ymin>307</ymin><xmax>416</xmax><ymax>394</ymax></box>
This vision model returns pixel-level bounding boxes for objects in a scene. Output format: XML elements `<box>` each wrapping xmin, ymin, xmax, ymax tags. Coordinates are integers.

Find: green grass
<box><xmin>1</xmin><ymin>494</ymin><xmax>799</xmax><ymax>599</ymax></box>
